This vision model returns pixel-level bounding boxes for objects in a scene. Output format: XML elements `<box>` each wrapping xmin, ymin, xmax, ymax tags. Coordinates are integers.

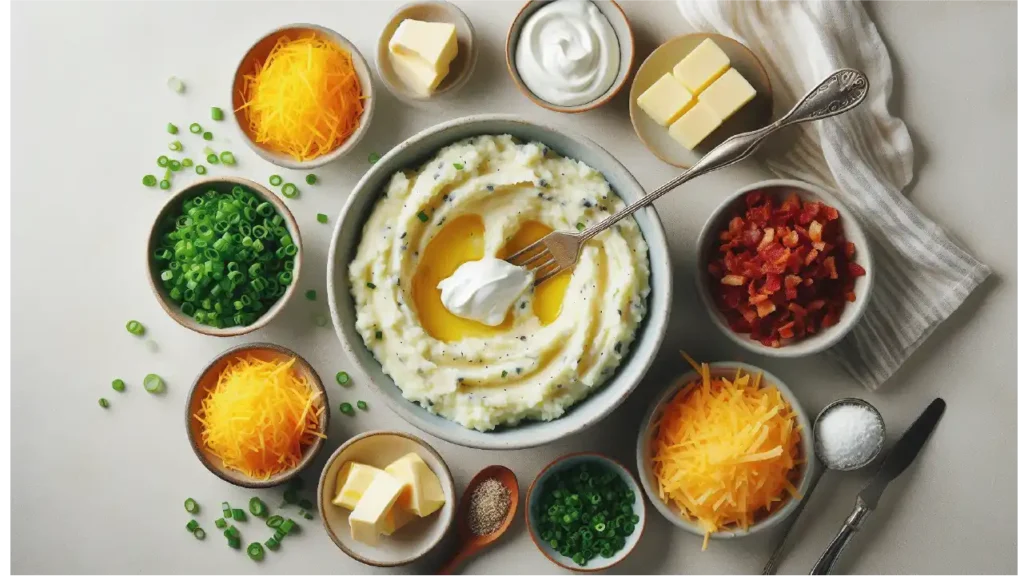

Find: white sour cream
<box><xmin>514</xmin><ymin>0</ymin><xmax>620</xmax><ymax>107</ymax></box>
<box><xmin>437</xmin><ymin>258</ymin><xmax>533</xmax><ymax>326</ymax></box>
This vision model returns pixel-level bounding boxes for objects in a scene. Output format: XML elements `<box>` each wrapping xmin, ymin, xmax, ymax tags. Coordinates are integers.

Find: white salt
<box><xmin>816</xmin><ymin>404</ymin><xmax>884</xmax><ymax>469</ymax></box>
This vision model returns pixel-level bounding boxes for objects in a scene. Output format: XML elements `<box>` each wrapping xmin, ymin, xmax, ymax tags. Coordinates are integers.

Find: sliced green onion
<box><xmin>98</xmin><ymin>398</ymin><xmax>109</xmax><ymax>409</ymax></box>
<box><xmin>222</xmin><ymin>501</ymin><xmax>231</xmax><ymax>517</ymax></box>
<box><xmin>195</xmin><ymin>165</ymin><xmax>207</xmax><ymax>175</ymax></box>
<box><xmin>302</xmin><ymin>511</ymin><xmax>314</xmax><ymax>520</ymax></box>
<box><xmin>189</xmin><ymin>123</ymin><xmax>202</xmax><ymax>134</ymax></box>
<box><xmin>143</xmin><ymin>373</ymin><xmax>165</xmax><ymax>394</ymax></box>
<box><xmin>203</xmin><ymin>131</ymin><xmax>213</xmax><ymax>141</ymax></box>
<box><xmin>214</xmin><ymin>518</ymin><xmax>227</xmax><ymax>529</ymax></box>
<box><xmin>269</xmin><ymin>175</ymin><xmax>283</xmax><ymax>186</ymax></box>
<box><xmin>112</xmin><ymin>378</ymin><xmax>125</xmax><ymax>392</ymax></box>
<box><xmin>193</xmin><ymin>527</ymin><xmax>206</xmax><ymax>540</ymax></box>
<box><xmin>280</xmin><ymin>519</ymin><xmax>296</xmax><ymax>534</ymax></box>
<box><xmin>305</xmin><ymin>173</ymin><xmax>317</xmax><ymax>185</ymax></box>
<box><xmin>159</xmin><ymin>180</ymin><xmax>171</xmax><ymax>190</ymax></box>
<box><xmin>157</xmin><ymin>155</ymin><xmax>170</xmax><ymax>167</ymax></box>
<box><xmin>248</xmin><ymin>497</ymin><xmax>267</xmax><ymax>517</ymax></box>
<box><xmin>316</xmin><ymin>213</ymin><xmax>328</xmax><ymax>224</ymax></box>
<box><xmin>265</xmin><ymin>538</ymin><xmax>280</xmax><ymax>550</ymax></box>
<box><xmin>167</xmin><ymin>123</ymin><xmax>179</xmax><ymax>134</ymax></box>
<box><xmin>336</xmin><ymin>372</ymin><xmax>350</xmax><ymax>386</ymax></box>
<box><xmin>227</xmin><ymin>536</ymin><xmax>241</xmax><ymax>549</ymax></box>
<box><xmin>340</xmin><ymin>402</ymin><xmax>354</xmax><ymax>415</ymax></box>
<box><xmin>169</xmin><ymin>140</ymin><xmax>182</xmax><ymax>151</ymax></box>
<box><xmin>186</xmin><ymin>519</ymin><xmax>199</xmax><ymax>532</ymax></box>
<box><xmin>356</xmin><ymin>400</ymin><xmax>368</xmax><ymax>411</ymax></box>
<box><xmin>247</xmin><ymin>542</ymin><xmax>264</xmax><ymax>561</ymax></box>
<box><xmin>281</xmin><ymin>183</ymin><xmax>298</xmax><ymax>198</ymax></box>
<box><xmin>366</xmin><ymin>282</ymin><xmax>376</xmax><ymax>289</ymax></box>
<box><xmin>142</xmin><ymin>175</ymin><xmax>157</xmax><ymax>187</ymax></box>
<box><xmin>416</xmin><ymin>211</ymin><xmax>428</xmax><ymax>222</ymax></box>
<box><xmin>453</xmin><ymin>162</ymin><xmax>464</xmax><ymax>170</ymax></box>
<box><xmin>126</xmin><ymin>320</ymin><xmax>145</xmax><ymax>336</ymax></box>
<box><xmin>576</xmin><ymin>222</ymin><xmax>585</xmax><ymax>231</ymax></box>
<box><xmin>168</xmin><ymin>76</ymin><xmax>185</xmax><ymax>93</ymax></box>
<box><xmin>266</xmin><ymin>515</ymin><xmax>284</xmax><ymax>528</ymax></box>
<box><xmin>219</xmin><ymin>151</ymin><xmax>235</xmax><ymax>165</ymax></box>
<box><xmin>225</xmin><ymin>525</ymin><xmax>240</xmax><ymax>539</ymax></box>
<box><xmin>305</xmin><ymin>289</ymin><xmax>316</xmax><ymax>301</ymax></box>
<box><xmin>184</xmin><ymin>498</ymin><xmax>199</xmax><ymax>514</ymax></box>
<box><xmin>168</xmin><ymin>160</ymin><xmax>182</xmax><ymax>171</ymax></box>
<box><xmin>231</xmin><ymin>508</ymin><xmax>246</xmax><ymax>521</ymax></box>
<box><xmin>206</xmin><ymin>153</ymin><xmax>219</xmax><ymax>164</ymax></box>
<box><xmin>368</xmin><ymin>152</ymin><xmax>381</xmax><ymax>164</ymax></box>
<box><xmin>182</xmin><ymin>158</ymin><xmax>193</xmax><ymax>167</ymax></box>
<box><xmin>375</xmin><ymin>330</ymin><xmax>383</xmax><ymax>340</ymax></box>
<box><xmin>211</xmin><ymin>107</ymin><xmax>224</xmax><ymax>121</ymax></box>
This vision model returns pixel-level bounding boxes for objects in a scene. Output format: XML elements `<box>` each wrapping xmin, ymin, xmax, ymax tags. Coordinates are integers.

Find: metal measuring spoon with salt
<box><xmin>762</xmin><ymin>398</ymin><xmax>886</xmax><ymax>575</ymax></box>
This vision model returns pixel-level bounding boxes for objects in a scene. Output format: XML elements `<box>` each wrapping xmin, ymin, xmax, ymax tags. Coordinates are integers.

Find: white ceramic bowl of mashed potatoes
<box><xmin>327</xmin><ymin>115</ymin><xmax>671</xmax><ymax>449</ymax></box>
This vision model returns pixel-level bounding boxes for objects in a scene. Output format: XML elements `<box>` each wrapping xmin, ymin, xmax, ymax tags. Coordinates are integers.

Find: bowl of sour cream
<box><xmin>506</xmin><ymin>0</ymin><xmax>634</xmax><ymax>113</ymax></box>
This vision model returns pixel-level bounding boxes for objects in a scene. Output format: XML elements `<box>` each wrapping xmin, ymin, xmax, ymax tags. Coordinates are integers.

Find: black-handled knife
<box><xmin>809</xmin><ymin>398</ymin><xmax>946</xmax><ymax>575</ymax></box>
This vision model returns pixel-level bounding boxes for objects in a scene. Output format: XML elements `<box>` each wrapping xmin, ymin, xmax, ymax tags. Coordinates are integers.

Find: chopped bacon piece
<box><xmin>757</xmin><ymin>228</ymin><xmax>775</xmax><ymax>251</ymax></box>
<box><xmin>782</xmin><ymin>229</ymin><xmax>800</xmax><ymax>247</ymax></box>
<box><xmin>823</xmin><ymin>256</ymin><xmax>838</xmax><ymax>279</ymax></box>
<box><xmin>784</xmin><ymin>275</ymin><xmax>802</xmax><ymax>300</ymax></box>
<box><xmin>849</xmin><ymin>262</ymin><xmax>867</xmax><ymax>277</ymax></box>
<box><xmin>721</xmin><ymin>274</ymin><xmax>746</xmax><ymax>286</ymax></box>
<box><xmin>808</xmin><ymin>220</ymin><xmax>823</xmax><ymax>243</ymax></box>
<box><xmin>755</xmin><ymin>300</ymin><xmax>776</xmax><ymax>318</ymax></box>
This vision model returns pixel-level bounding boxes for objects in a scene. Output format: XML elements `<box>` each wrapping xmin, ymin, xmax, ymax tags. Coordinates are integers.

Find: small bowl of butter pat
<box><xmin>317</xmin><ymin>430</ymin><xmax>456</xmax><ymax>567</ymax></box>
<box><xmin>377</xmin><ymin>1</ymin><xmax>478</xmax><ymax>102</ymax></box>
<box><xmin>506</xmin><ymin>0</ymin><xmax>634</xmax><ymax>113</ymax></box>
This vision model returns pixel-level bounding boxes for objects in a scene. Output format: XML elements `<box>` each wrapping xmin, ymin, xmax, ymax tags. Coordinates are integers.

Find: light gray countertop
<box><xmin>11</xmin><ymin>1</ymin><xmax>1016</xmax><ymax>574</ymax></box>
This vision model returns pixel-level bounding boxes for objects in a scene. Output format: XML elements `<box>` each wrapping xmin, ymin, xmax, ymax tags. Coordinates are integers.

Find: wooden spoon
<box><xmin>438</xmin><ymin>465</ymin><xmax>519</xmax><ymax>574</ymax></box>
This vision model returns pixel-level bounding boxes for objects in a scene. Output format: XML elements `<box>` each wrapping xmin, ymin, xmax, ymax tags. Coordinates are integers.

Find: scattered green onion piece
<box><xmin>222</xmin><ymin>502</ymin><xmax>231</xmax><ymax>517</ymax></box>
<box><xmin>206</xmin><ymin>153</ymin><xmax>219</xmax><ymax>164</ymax></box>
<box><xmin>305</xmin><ymin>173</ymin><xmax>317</xmax><ymax>185</ymax></box>
<box><xmin>193</xmin><ymin>528</ymin><xmax>206</xmax><ymax>540</ymax></box>
<box><xmin>281</xmin><ymin>183</ymin><xmax>298</xmax><ymax>198</ymax></box>
<box><xmin>181</xmin><ymin>158</ymin><xmax>193</xmax><ymax>167</ymax></box>
<box><xmin>157</xmin><ymin>155</ymin><xmax>170</xmax><ymax>167</ymax></box>
<box><xmin>168</xmin><ymin>76</ymin><xmax>185</xmax><ymax>93</ymax></box>
<box><xmin>112</xmin><ymin>378</ymin><xmax>125</xmax><ymax>392</ymax></box>
<box><xmin>189</xmin><ymin>123</ymin><xmax>202</xmax><ymax>134</ymax></box>
<box><xmin>169</xmin><ymin>160</ymin><xmax>182</xmax><ymax>171</ymax></box>
<box><xmin>303</xmin><ymin>511</ymin><xmax>315</xmax><ymax>520</ymax></box>
<box><xmin>266</xmin><ymin>515</ymin><xmax>284</xmax><ymax>528</ymax></box>
<box><xmin>269</xmin><ymin>175</ymin><xmax>283</xmax><ymax>186</ymax></box>
<box><xmin>280</xmin><ymin>519</ymin><xmax>296</xmax><ymax>534</ymax></box>
<box><xmin>195</xmin><ymin>165</ymin><xmax>207</xmax><ymax>175</ymax></box>
<box><xmin>356</xmin><ymin>400</ymin><xmax>368</xmax><ymax>411</ymax></box>
<box><xmin>366</xmin><ymin>282</ymin><xmax>376</xmax><ymax>289</ymax></box>
<box><xmin>215</xmin><ymin>518</ymin><xmax>227</xmax><ymax>529</ymax></box>
<box><xmin>417</xmin><ymin>210</ymin><xmax>429</xmax><ymax>222</ymax></box>
<box><xmin>186</xmin><ymin>519</ymin><xmax>199</xmax><ymax>532</ymax></box>
<box><xmin>265</xmin><ymin>538</ymin><xmax>280</xmax><ymax>551</ymax></box>
<box><xmin>368</xmin><ymin>152</ymin><xmax>381</xmax><ymax>164</ymax></box>
<box><xmin>98</xmin><ymin>398</ymin><xmax>109</xmax><ymax>409</ymax></box>
<box><xmin>231</xmin><ymin>508</ymin><xmax>246</xmax><ymax>521</ymax></box>
<box><xmin>219</xmin><ymin>151</ymin><xmax>235</xmax><ymax>165</ymax></box>
<box><xmin>576</xmin><ymin>222</ymin><xmax>585</xmax><ymax>231</ymax></box>
<box><xmin>225</xmin><ymin>525</ymin><xmax>240</xmax><ymax>539</ymax></box>
<box><xmin>159</xmin><ymin>180</ymin><xmax>171</xmax><ymax>190</ymax></box>
<box><xmin>211</xmin><ymin>107</ymin><xmax>224</xmax><ymax>121</ymax></box>
<box><xmin>453</xmin><ymin>162</ymin><xmax>464</xmax><ymax>170</ymax></box>
<box><xmin>340</xmin><ymin>402</ymin><xmax>354</xmax><ymax>415</ymax></box>
<box><xmin>298</xmin><ymin>499</ymin><xmax>313</xmax><ymax>510</ymax></box>
<box><xmin>305</xmin><ymin>289</ymin><xmax>316</xmax><ymax>301</ymax></box>
<box><xmin>143</xmin><ymin>374</ymin><xmax>165</xmax><ymax>393</ymax></box>
<box><xmin>316</xmin><ymin>213</ymin><xmax>328</xmax><ymax>224</ymax></box>
<box><xmin>169</xmin><ymin>140</ymin><xmax>182</xmax><ymax>151</ymax></box>
<box><xmin>227</xmin><ymin>536</ymin><xmax>241</xmax><ymax>549</ymax></box>
<box><xmin>126</xmin><ymin>320</ymin><xmax>145</xmax><ymax>336</ymax></box>
<box><xmin>336</xmin><ymin>371</ymin><xmax>350</xmax><ymax>386</ymax></box>
<box><xmin>249</xmin><ymin>497</ymin><xmax>268</xmax><ymax>517</ymax></box>
<box><xmin>375</xmin><ymin>330</ymin><xmax>383</xmax><ymax>340</ymax></box>
<box><xmin>203</xmin><ymin>131</ymin><xmax>213</xmax><ymax>141</ymax></box>
<box><xmin>167</xmin><ymin>123</ymin><xmax>179</xmax><ymax>134</ymax></box>
<box><xmin>142</xmin><ymin>174</ymin><xmax>157</xmax><ymax>187</ymax></box>
<box><xmin>273</xmin><ymin>528</ymin><xmax>286</xmax><ymax>541</ymax></box>
<box><xmin>184</xmin><ymin>498</ymin><xmax>199</xmax><ymax>514</ymax></box>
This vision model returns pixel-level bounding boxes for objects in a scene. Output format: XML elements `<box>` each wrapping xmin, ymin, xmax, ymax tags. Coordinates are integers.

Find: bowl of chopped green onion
<box><xmin>525</xmin><ymin>453</ymin><xmax>645</xmax><ymax>571</ymax></box>
<box><xmin>146</xmin><ymin>176</ymin><xmax>302</xmax><ymax>336</ymax></box>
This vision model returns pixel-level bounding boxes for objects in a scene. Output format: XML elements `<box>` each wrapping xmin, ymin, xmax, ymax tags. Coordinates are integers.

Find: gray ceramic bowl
<box><xmin>695</xmin><ymin>179</ymin><xmax>874</xmax><ymax>357</ymax></box>
<box><xmin>506</xmin><ymin>0</ymin><xmax>634</xmax><ymax>113</ymax></box>
<box><xmin>636</xmin><ymin>362</ymin><xmax>816</xmax><ymax>540</ymax></box>
<box><xmin>326</xmin><ymin>114</ymin><xmax>672</xmax><ymax>450</ymax></box>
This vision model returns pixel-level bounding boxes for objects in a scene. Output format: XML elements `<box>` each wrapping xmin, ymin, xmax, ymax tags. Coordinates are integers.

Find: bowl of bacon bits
<box><xmin>696</xmin><ymin>179</ymin><xmax>873</xmax><ymax>357</ymax></box>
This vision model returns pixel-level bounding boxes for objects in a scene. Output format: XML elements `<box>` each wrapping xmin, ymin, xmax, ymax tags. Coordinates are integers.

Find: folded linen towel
<box><xmin>675</xmin><ymin>0</ymin><xmax>991</xmax><ymax>389</ymax></box>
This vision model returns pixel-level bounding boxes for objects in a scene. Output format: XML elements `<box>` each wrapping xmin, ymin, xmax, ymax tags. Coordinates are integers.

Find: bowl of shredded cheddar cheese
<box><xmin>187</xmin><ymin>343</ymin><xmax>329</xmax><ymax>488</ymax></box>
<box><xmin>232</xmin><ymin>24</ymin><xmax>374</xmax><ymax>169</ymax></box>
<box><xmin>635</xmin><ymin>356</ymin><xmax>815</xmax><ymax>549</ymax></box>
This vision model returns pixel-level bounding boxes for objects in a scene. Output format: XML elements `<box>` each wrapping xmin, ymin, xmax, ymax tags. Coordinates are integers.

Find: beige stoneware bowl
<box><xmin>185</xmin><ymin>343</ymin><xmax>329</xmax><ymax>488</ymax></box>
<box><xmin>317</xmin><ymin>431</ymin><xmax>456</xmax><ymax>567</ymax></box>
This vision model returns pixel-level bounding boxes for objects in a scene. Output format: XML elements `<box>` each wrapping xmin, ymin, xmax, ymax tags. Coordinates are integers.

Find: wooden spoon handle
<box><xmin>438</xmin><ymin>544</ymin><xmax>480</xmax><ymax>575</ymax></box>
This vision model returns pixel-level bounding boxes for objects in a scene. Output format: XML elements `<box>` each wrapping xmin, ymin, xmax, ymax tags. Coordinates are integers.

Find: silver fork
<box><xmin>506</xmin><ymin>68</ymin><xmax>870</xmax><ymax>285</ymax></box>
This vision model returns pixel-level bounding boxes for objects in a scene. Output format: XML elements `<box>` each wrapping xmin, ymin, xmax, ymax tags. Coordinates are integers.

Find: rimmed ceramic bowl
<box><xmin>695</xmin><ymin>179</ymin><xmax>875</xmax><ymax>357</ymax></box>
<box><xmin>525</xmin><ymin>452</ymin><xmax>646</xmax><ymax>571</ymax></box>
<box><xmin>628</xmin><ymin>32</ymin><xmax>773</xmax><ymax>168</ymax></box>
<box><xmin>185</xmin><ymin>343</ymin><xmax>329</xmax><ymax>488</ymax></box>
<box><xmin>326</xmin><ymin>114</ymin><xmax>672</xmax><ymax>450</ymax></box>
<box><xmin>316</xmin><ymin>431</ymin><xmax>456</xmax><ymax>567</ymax></box>
<box><xmin>506</xmin><ymin>0</ymin><xmax>634</xmax><ymax>113</ymax></box>
<box><xmin>146</xmin><ymin>176</ymin><xmax>302</xmax><ymax>337</ymax></box>
<box><xmin>376</xmin><ymin>1</ymin><xmax>478</xmax><ymax>102</ymax></box>
<box><xmin>636</xmin><ymin>362</ymin><xmax>816</xmax><ymax>541</ymax></box>
<box><xmin>231</xmin><ymin>23</ymin><xmax>375</xmax><ymax>169</ymax></box>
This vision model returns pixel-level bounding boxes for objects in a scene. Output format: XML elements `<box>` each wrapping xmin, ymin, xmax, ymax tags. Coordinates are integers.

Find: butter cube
<box><xmin>669</xmin><ymin>101</ymin><xmax>723</xmax><ymax>150</ymax></box>
<box><xmin>380</xmin><ymin>503</ymin><xmax>416</xmax><ymax>536</ymax></box>
<box><xmin>388</xmin><ymin>19</ymin><xmax>458</xmax><ymax>95</ymax></box>
<box><xmin>636</xmin><ymin>74</ymin><xmax>694</xmax><ymax>127</ymax></box>
<box><xmin>348</xmin><ymin>472</ymin><xmax>404</xmax><ymax>546</ymax></box>
<box><xmin>672</xmin><ymin>38</ymin><xmax>730</xmax><ymax>94</ymax></box>
<box><xmin>333</xmin><ymin>462</ymin><xmax>385</xmax><ymax>510</ymax></box>
<box><xmin>700</xmin><ymin>68</ymin><xmax>757</xmax><ymax>121</ymax></box>
<box><xmin>385</xmin><ymin>453</ymin><xmax>446</xmax><ymax>518</ymax></box>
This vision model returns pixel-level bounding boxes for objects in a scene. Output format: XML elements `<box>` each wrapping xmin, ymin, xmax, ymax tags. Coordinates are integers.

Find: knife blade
<box><xmin>857</xmin><ymin>398</ymin><xmax>946</xmax><ymax>510</ymax></box>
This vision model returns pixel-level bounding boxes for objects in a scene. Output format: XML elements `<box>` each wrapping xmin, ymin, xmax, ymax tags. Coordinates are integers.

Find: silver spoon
<box><xmin>762</xmin><ymin>398</ymin><xmax>885</xmax><ymax>575</ymax></box>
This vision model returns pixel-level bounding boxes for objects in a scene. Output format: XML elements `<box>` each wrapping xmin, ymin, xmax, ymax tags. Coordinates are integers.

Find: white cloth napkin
<box><xmin>675</xmin><ymin>0</ymin><xmax>991</xmax><ymax>389</ymax></box>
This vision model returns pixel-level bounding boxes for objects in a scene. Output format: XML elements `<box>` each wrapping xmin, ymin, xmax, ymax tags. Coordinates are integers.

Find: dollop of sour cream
<box><xmin>514</xmin><ymin>0</ymin><xmax>620</xmax><ymax>107</ymax></box>
<box><xmin>437</xmin><ymin>258</ymin><xmax>534</xmax><ymax>326</ymax></box>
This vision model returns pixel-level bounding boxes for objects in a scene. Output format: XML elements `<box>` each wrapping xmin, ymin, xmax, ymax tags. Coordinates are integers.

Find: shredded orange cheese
<box><xmin>195</xmin><ymin>355</ymin><xmax>325</xmax><ymax>480</ymax></box>
<box><xmin>238</xmin><ymin>33</ymin><xmax>364</xmax><ymax>162</ymax></box>
<box><xmin>652</xmin><ymin>353</ymin><xmax>803</xmax><ymax>550</ymax></box>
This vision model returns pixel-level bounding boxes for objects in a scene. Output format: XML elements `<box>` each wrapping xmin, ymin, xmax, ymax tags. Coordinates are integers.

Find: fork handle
<box><xmin>581</xmin><ymin>68</ymin><xmax>869</xmax><ymax>241</ymax></box>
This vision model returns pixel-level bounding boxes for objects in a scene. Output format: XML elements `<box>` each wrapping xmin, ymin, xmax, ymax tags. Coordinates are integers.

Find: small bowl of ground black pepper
<box><xmin>525</xmin><ymin>453</ymin><xmax>645</xmax><ymax>571</ymax></box>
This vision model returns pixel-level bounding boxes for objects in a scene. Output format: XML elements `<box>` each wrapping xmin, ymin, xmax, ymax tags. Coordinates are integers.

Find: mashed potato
<box><xmin>349</xmin><ymin>135</ymin><xmax>650</xmax><ymax>431</ymax></box>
